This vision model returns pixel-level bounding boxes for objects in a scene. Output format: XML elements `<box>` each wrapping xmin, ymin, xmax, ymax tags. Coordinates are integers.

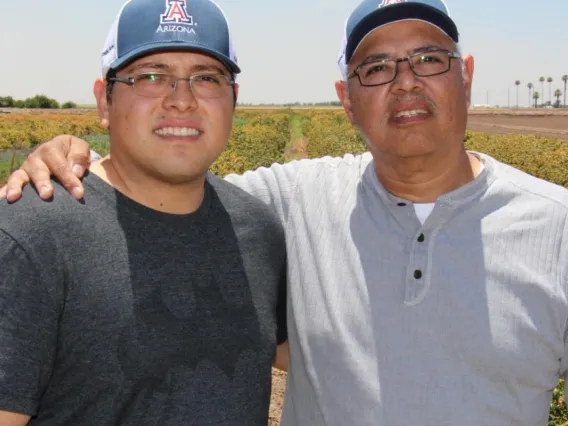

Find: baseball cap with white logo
<box><xmin>337</xmin><ymin>0</ymin><xmax>459</xmax><ymax>79</ymax></box>
<box><xmin>101</xmin><ymin>0</ymin><xmax>240</xmax><ymax>78</ymax></box>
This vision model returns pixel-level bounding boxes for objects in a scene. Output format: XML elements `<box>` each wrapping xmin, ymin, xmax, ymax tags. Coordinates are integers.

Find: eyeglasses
<box><xmin>108</xmin><ymin>72</ymin><xmax>235</xmax><ymax>99</ymax></box>
<box><xmin>348</xmin><ymin>49</ymin><xmax>461</xmax><ymax>87</ymax></box>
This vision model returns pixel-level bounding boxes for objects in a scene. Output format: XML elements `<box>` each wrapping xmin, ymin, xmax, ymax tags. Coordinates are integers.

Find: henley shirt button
<box><xmin>397</xmin><ymin>202</ymin><xmax>406</xmax><ymax>207</ymax></box>
<box><xmin>414</xmin><ymin>270</ymin><xmax>423</xmax><ymax>279</ymax></box>
<box><xmin>417</xmin><ymin>234</ymin><xmax>425</xmax><ymax>242</ymax></box>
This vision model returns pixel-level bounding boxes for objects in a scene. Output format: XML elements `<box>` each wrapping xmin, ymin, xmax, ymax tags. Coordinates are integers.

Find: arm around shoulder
<box><xmin>223</xmin><ymin>159</ymin><xmax>307</xmax><ymax>225</ymax></box>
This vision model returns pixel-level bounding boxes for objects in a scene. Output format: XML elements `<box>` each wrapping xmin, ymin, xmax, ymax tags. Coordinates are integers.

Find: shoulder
<box><xmin>282</xmin><ymin>152</ymin><xmax>373</xmax><ymax>174</ymax></box>
<box><xmin>481</xmin><ymin>152</ymin><xmax>568</xmax><ymax>209</ymax></box>
<box><xmin>207</xmin><ymin>173</ymin><xmax>283</xmax><ymax>230</ymax></box>
<box><xmin>0</xmin><ymin>179</ymin><xmax>82</xmax><ymax>223</ymax></box>
<box><xmin>0</xmin><ymin>176</ymin><xmax>103</xmax><ymax>246</ymax></box>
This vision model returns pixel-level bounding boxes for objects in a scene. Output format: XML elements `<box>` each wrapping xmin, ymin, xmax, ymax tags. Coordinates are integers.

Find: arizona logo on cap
<box><xmin>158</xmin><ymin>0</ymin><xmax>197</xmax><ymax>34</ymax></box>
<box><xmin>380</xmin><ymin>0</ymin><xmax>404</xmax><ymax>6</ymax></box>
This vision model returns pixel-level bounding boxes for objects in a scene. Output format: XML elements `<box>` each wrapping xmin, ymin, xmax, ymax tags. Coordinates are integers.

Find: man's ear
<box><xmin>335</xmin><ymin>80</ymin><xmax>355</xmax><ymax>124</ymax></box>
<box><xmin>93</xmin><ymin>79</ymin><xmax>110</xmax><ymax>129</ymax></box>
<box><xmin>461</xmin><ymin>54</ymin><xmax>475</xmax><ymax>108</ymax></box>
<box><xmin>233</xmin><ymin>83</ymin><xmax>239</xmax><ymax>108</ymax></box>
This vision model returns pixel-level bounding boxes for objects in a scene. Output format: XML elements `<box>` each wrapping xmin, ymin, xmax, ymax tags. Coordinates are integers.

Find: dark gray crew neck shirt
<box><xmin>0</xmin><ymin>171</ymin><xmax>287</xmax><ymax>426</ymax></box>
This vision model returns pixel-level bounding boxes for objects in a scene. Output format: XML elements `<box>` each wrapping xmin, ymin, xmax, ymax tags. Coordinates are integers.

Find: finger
<box><xmin>66</xmin><ymin>135</ymin><xmax>93</xmax><ymax>178</ymax></box>
<box><xmin>43</xmin><ymin>155</ymin><xmax>84</xmax><ymax>200</ymax></box>
<box><xmin>0</xmin><ymin>185</ymin><xmax>7</xmax><ymax>200</ymax></box>
<box><xmin>5</xmin><ymin>169</ymin><xmax>32</xmax><ymax>202</ymax></box>
<box><xmin>27</xmin><ymin>136</ymin><xmax>84</xmax><ymax>200</ymax></box>
<box><xmin>16</xmin><ymin>158</ymin><xmax>54</xmax><ymax>200</ymax></box>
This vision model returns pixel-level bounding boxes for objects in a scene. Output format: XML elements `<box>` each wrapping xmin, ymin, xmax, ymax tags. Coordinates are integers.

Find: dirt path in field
<box><xmin>284</xmin><ymin>116</ymin><xmax>308</xmax><ymax>161</ymax></box>
<box><xmin>467</xmin><ymin>114</ymin><xmax>568</xmax><ymax>140</ymax></box>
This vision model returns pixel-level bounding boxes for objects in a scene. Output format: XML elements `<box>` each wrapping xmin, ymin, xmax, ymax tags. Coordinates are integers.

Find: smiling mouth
<box><xmin>393</xmin><ymin>109</ymin><xmax>430</xmax><ymax>119</ymax></box>
<box><xmin>154</xmin><ymin>127</ymin><xmax>201</xmax><ymax>137</ymax></box>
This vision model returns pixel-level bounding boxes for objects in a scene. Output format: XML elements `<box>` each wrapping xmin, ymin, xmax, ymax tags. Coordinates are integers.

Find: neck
<box><xmin>373</xmin><ymin>149</ymin><xmax>481</xmax><ymax>203</ymax></box>
<box><xmin>90</xmin><ymin>157</ymin><xmax>206</xmax><ymax>215</ymax></box>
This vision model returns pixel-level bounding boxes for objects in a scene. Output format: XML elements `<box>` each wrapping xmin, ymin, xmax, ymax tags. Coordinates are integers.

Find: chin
<box><xmin>148</xmin><ymin>165</ymin><xmax>210</xmax><ymax>185</ymax></box>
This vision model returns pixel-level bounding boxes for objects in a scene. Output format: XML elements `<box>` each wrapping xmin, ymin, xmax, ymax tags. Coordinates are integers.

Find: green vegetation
<box><xmin>1</xmin><ymin>110</ymin><xmax>568</xmax><ymax>426</ymax></box>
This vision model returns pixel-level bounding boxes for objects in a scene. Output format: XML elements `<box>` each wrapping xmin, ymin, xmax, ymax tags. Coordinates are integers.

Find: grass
<box><xmin>0</xmin><ymin>155</ymin><xmax>24</xmax><ymax>186</ymax></box>
<box><xmin>84</xmin><ymin>134</ymin><xmax>110</xmax><ymax>157</ymax></box>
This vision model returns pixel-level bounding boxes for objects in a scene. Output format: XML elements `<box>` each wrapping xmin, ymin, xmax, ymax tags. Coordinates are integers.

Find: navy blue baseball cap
<box><xmin>101</xmin><ymin>0</ymin><xmax>240</xmax><ymax>78</ymax></box>
<box><xmin>338</xmin><ymin>0</ymin><xmax>459</xmax><ymax>78</ymax></box>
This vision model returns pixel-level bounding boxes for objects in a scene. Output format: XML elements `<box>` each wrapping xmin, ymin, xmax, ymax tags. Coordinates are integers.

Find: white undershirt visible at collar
<box><xmin>413</xmin><ymin>203</ymin><xmax>436</xmax><ymax>224</ymax></box>
<box><xmin>412</xmin><ymin>161</ymin><xmax>486</xmax><ymax>224</ymax></box>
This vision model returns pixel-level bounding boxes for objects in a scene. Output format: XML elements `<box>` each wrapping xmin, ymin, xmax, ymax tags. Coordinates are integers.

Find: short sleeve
<box><xmin>0</xmin><ymin>230</ymin><xmax>61</xmax><ymax>416</ymax></box>
<box><xmin>90</xmin><ymin>149</ymin><xmax>102</xmax><ymax>161</ymax></box>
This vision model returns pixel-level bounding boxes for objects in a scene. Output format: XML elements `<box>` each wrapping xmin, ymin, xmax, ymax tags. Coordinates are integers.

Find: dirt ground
<box><xmin>269</xmin><ymin>369</ymin><xmax>287</xmax><ymax>425</ymax></box>
<box><xmin>466</xmin><ymin>109</ymin><xmax>568</xmax><ymax>140</ymax></box>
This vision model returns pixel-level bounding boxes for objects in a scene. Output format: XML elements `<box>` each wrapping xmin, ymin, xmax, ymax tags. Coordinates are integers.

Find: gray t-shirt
<box><xmin>0</xmin><ymin>171</ymin><xmax>287</xmax><ymax>425</ymax></box>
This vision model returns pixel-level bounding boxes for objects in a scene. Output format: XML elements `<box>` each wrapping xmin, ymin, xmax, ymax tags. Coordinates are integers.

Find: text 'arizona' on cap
<box><xmin>101</xmin><ymin>0</ymin><xmax>240</xmax><ymax>78</ymax></box>
<box><xmin>337</xmin><ymin>0</ymin><xmax>459</xmax><ymax>78</ymax></box>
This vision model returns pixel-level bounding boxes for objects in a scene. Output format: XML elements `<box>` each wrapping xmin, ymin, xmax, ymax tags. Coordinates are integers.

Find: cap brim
<box><xmin>108</xmin><ymin>42</ymin><xmax>241</xmax><ymax>76</ymax></box>
<box><xmin>345</xmin><ymin>3</ymin><xmax>459</xmax><ymax>64</ymax></box>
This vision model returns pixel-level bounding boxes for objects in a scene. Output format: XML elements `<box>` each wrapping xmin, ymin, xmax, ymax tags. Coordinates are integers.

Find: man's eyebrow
<box><xmin>127</xmin><ymin>62</ymin><xmax>171</xmax><ymax>73</ymax></box>
<box><xmin>191</xmin><ymin>64</ymin><xmax>230</xmax><ymax>75</ymax></box>
<box><xmin>361</xmin><ymin>53</ymin><xmax>391</xmax><ymax>63</ymax></box>
<box><xmin>410</xmin><ymin>45</ymin><xmax>447</xmax><ymax>55</ymax></box>
<box><xmin>124</xmin><ymin>63</ymin><xmax>229</xmax><ymax>75</ymax></box>
<box><xmin>361</xmin><ymin>45</ymin><xmax>447</xmax><ymax>63</ymax></box>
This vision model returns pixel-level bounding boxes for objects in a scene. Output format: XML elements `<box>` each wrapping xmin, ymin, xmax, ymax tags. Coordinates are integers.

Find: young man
<box><xmin>0</xmin><ymin>0</ymin><xmax>287</xmax><ymax>424</ymax></box>
<box><xmin>4</xmin><ymin>0</ymin><xmax>568</xmax><ymax>425</ymax></box>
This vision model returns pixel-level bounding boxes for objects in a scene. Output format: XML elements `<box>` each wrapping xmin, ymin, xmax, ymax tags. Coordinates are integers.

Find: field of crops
<box><xmin>1</xmin><ymin>109</ymin><xmax>568</xmax><ymax>425</ymax></box>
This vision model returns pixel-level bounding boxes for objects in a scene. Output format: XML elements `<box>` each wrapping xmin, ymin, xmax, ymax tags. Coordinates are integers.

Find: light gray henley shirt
<box><xmin>225</xmin><ymin>151</ymin><xmax>568</xmax><ymax>426</ymax></box>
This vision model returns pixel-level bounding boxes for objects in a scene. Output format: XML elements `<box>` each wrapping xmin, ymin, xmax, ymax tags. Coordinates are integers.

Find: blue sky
<box><xmin>0</xmin><ymin>0</ymin><xmax>566</xmax><ymax>107</ymax></box>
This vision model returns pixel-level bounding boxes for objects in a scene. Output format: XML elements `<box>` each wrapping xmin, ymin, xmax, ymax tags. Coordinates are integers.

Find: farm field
<box><xmin>468</xmin><ymin>114</ymin><xmax>568</xmax><ymax>140</ymax></box>
<box><xmin>1</xmin><ymin>108</ymin><xmax>568</xmax><ymax>425</ymax></box>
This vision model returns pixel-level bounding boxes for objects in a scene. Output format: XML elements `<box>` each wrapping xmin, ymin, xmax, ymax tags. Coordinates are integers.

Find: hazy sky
<box><xmin>1</xmin><ymin>0</ymin><xmax>567</xmax><ymax>107</ymax></box>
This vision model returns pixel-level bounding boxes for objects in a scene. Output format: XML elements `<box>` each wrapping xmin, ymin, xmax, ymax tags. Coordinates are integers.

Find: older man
<box><xmin>0</xmin><ymin>0</ymin><xmax>287</xmax><ymax>424</ymax></box>
<box><xmin>4</xmin><ymin>0</ymin><xmax>568</xmax><ymax>425</ymax></box>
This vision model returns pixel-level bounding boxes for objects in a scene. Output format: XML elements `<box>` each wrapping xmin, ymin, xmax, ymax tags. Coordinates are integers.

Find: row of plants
<box><xmin>0</xmin><ymin>109</ymin><xmax>567</xmax><ymax>423</ymax></box>
<box><xmin>0</xmin><ymin>113</ymin><xmax>105</xmax><ymax>150</ymax></box>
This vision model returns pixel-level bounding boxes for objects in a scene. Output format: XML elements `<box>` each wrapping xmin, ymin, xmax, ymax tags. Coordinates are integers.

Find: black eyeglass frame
<box><xmin>107</xmin><ymin>72</ymin><xmax>236</xmax><ymax>98</ymax></box>
<box><xmin>347</xmin><ymin>49</ymin><xmax>461</xmax><ymax>87</ymax></box>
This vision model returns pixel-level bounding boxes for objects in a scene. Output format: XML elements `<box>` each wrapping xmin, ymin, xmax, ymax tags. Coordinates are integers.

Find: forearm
<box><xmin>273</xmin><ymin>342</ymin><xmax>289</xmax><ymax>371</ymax></box>
<box><xmin>0</xmin><ymin>410</ymin><xmax>31</xmax><ymax>426</ymax></box>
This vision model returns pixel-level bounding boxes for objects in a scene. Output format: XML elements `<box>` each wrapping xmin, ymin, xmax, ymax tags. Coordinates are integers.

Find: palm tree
<box><xmin>554</xmin><ymin>89</ymin><xmax>562</xmax><ymax>108</ymax></box>
<box><xmin>539</xmin><ymin>77</ymin><xmax>545</xmax><ymax>102</ymax></box>
<box><xmin>515</xmin><ymin>80</ymin><xmax>521</xmax><ymax>108</ymax></box>
<box><xmin>527</xmin><ymin>83</ymin><xmax>533</xmax><ymax>107</ymax></box>
<box><xmin>533</xmin><ymin>91</ymin><xmax>540</xmax><ymax>108</ymax></box>
<box><xmin>563</xmin><ymin>75</ymin><xmax>568</xmax><ymax>107</ymax></box>
<box><xmin>547</xmin><ymin>77</ymin><xmax>553</xmax><ymax>105</ymax></box>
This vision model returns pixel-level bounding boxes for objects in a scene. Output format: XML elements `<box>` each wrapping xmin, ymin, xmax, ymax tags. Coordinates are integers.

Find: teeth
<box><xmin>394</xmin><ymin>109</ymin><xmax>428</xmax><ymax>118</ymax></box>
<box><xmin>154</xmin><ymin>127</ymin><xmax>200</xmax><ymax>136</ymax></box>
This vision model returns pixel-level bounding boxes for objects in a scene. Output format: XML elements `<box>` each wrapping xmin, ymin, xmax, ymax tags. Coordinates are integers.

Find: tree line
<box><xmin>514</xmin><ymin>75</ymin><xmax>568</xmax><ymax>108</ymax></box>
<box><xmin>0</xmin><ymin>95</ymin><xmax>77</xmax><ymax>110</ymax></box>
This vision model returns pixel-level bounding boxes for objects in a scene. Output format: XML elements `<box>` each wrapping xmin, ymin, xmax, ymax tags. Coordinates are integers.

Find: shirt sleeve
<box><xmin>90</xmin><ymin>149</ymin><xmax>102</xmax><ymax>161</ymax></box>
<box><xmin>0</xmin><ymin>230</ymin><xmax>61</xmax><ymax>416</ymax></box>
<box><xmin>224</xmin><ymin>160</ymin><xmax>305</xmax><ymax>226</ymax></box>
